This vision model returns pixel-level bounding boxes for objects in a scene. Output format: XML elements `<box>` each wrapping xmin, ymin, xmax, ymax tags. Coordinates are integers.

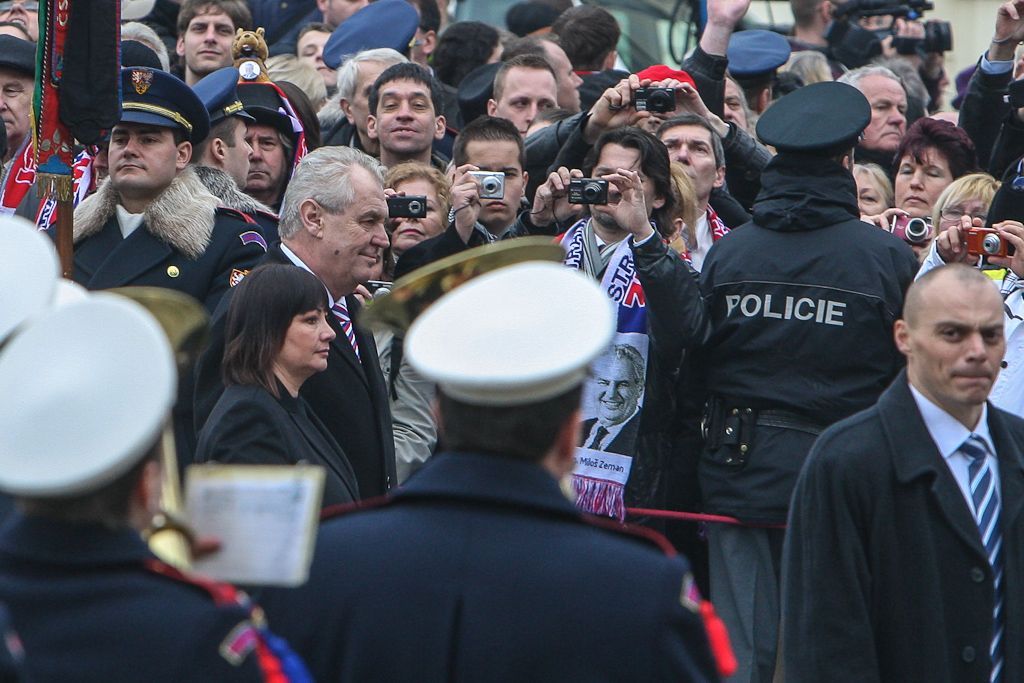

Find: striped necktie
<box><xmin>960</xmin><ymin>434</ymin><xmax>1003</xmax><ymax>683</ymax></box>
<box><xmin>331</xmin><ymin>299</ymin><xmax>360</xmax><ymax>361</ymax></box>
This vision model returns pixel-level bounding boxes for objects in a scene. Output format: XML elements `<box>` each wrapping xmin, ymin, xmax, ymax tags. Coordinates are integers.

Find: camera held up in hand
<box><xmin>468</xmin><ymin>171</ymin><xmax>505</xmax><ymax>199</ymax></box>
<box><xmin>966</xmin><ymin>227</ymin><xmax>1015</xmax><ymax>258</ymax></box>
<box><xmin>568</xmin><ymin>178</ymin><xmax>610</xmax><ymax>205</ymax></box>
<box><xmin>387</xmin><ymin>195</ymin><xmax>428</xmax><ymax>219</ymax></box>
<box><xmin>889</xmin><ymin>215</ymin><xmax>932</xmax><ymax>245</ymax></box>
<box><xmin>632</xmin><ymin>87</ymin><xmax>676</xmax><ymax>114</ymax></box>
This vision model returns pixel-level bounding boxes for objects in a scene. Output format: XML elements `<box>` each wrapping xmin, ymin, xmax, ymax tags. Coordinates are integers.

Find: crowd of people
<box><xmin>3</xmin><ymin>0</ymin><xmax>1024</xmax><ymax>680</ymax></box>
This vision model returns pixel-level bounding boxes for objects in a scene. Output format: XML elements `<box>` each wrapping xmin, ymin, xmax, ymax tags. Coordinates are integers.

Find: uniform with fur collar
<box><xmin>192</xmin><ymin>165</ymin><xmax>281</xmax><ymax>245</ymax></box>
<box><xmin>68</xmin><ymin>166</ymin><xmax>268</xmax><ymax>313</ymax></box>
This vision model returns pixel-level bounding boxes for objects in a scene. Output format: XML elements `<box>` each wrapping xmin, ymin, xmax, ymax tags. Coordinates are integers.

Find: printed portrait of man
<box><xmin>579</xmin><ymin>343</ymin><xmax>645</xmax><ymax>455</ymax></box>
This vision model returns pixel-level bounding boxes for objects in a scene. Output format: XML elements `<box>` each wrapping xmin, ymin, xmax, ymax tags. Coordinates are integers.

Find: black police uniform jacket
<box><xmin>0</xmin><ymin>513</ymin><xmax>286</xmax><ymax>682</ymax></box>
<box><xmin>194</xmin><ymin>165</ymin><xmax>281</xmax><ymax>245</ymax></box>
<box><xmin>70</xmin><ymin>166</ymin><xmax>268</xmax><ymax>313</ymax></box>
<box><xmin>697</xmin><ymin>154</ymin><xmax>919</xmax><ymax>524</ymax></box>
<box><xmin>194</xmin><ymin>243</ymin><xmax>397</xmax><ymax>498</ymax></box>
<box><xmin>255</xmin><ymin>451</ymin><xmax>721</xmax><ymax>682</ymax></box>
<box><xmin>196</xmin><ymin>382</ymin><xmax>360</xmax><ymax>507</ymax></box>
<box><xmin>782</xmin><ymin>373</ymin><xmax>1024</xmax><ymax>683</ymax></box>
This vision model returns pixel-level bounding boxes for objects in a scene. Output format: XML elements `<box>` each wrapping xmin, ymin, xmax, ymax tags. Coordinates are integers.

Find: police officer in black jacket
<box><xmin>693</xmin><ymin>81</ymin><xmax>919</xmax><ymax>683</ymax></box>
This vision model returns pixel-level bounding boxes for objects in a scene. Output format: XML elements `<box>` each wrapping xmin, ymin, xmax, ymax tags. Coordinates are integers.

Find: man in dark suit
<box><xmin>782</xmin><ymin>264</ymin><xmax>1024</xmax><ymax>682</ymax></box>
<box><xmin>195</xmin><ymin>145</ymin><xmax>396</xmax><ymax>497</ymax></box>
<box><xmin>255</xmin><ymin>261</ymin><xmax>729</xmax><ymax>682</ymax></box>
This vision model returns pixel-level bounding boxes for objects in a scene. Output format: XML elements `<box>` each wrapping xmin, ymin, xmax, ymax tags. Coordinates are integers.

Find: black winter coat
<box><xmin>782</xmin><ymin>374</ymin><xmax>1024</xmax><ymax>683</ymax></box>
<box><xmin>696</xmin><ymin>154</ymin><xmax>918</xmax><ymax>523</ymax></box>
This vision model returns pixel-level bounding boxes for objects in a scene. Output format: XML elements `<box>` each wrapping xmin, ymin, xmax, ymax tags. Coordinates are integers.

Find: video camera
<box><xmin>826</xmin><ymin>0</ymin><xmax>951</xmax><ymax>69</ymax></box>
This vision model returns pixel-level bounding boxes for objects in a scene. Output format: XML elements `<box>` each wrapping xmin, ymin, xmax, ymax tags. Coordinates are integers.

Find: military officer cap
<box><xmin>322</xmin><ymin>0</ymin><xmax>419</xmax><ymax>69</ymax></box>
<box><xmin>0</xmin><ymin>294</ymin><xmax>176</xmax><ymax>497</ymax></box>
<box><xmin>0</xmin><ymin>35</ymin><xmax>34</xmax><ymax>76</ymax></box>
<box><xmin>120</xmin><ymin>67</ymin><xmax>211</xmax><ymax>144</ymax></box>
<box><xmin>193</xmin><ymin>66</ymin><xmax>256</xmax><ymax>126</ymax></box>
<box><xmin>406</xmin><ymin>262</ymin><xmax>615</xmax><ymax>406</ymax></box>
<box><xmin>727</xmin><ymin>29</ymin><xmax>791</xmax><ymax>86</ymax></box>
<box><xmin>0</xmin><ymin>216</ymin><xmax>59</xmax><ymax>345</ymax></box>
<box><xmin>756</xmin><ymin>81</ymin><xmax>870</xmax><ymax>154</ymax></box>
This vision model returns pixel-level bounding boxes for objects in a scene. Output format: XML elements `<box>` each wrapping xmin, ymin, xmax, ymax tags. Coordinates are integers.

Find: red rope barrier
<box><xmin>625</xmin><ymin>507</ymin><xmax>787</xmax><ymax>529</ymax></box>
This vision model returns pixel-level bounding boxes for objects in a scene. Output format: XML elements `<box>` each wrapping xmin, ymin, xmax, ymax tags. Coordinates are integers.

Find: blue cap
<box><xmin>322</xmin><ymin>0</ymin><xmax>419</xmax><ymax>69</ymax></box>
<box><xmin>192</xmin><ymin>67</ymin><xmax>256</xmax><ymax>126</ymax></box>
<box><xmin>120</xmin><ymin>67</ymin><xmax>211</xmax><ymax>143</ymax></box>
<box><xmin>727</xmin><ymin>29</ymin><xmax>791</xmax><ymax>82</ymax></box>
<box><xmin>756</xmin><ymin>81</ymin><xmax>870</xmax><ymax>153</ymax></box>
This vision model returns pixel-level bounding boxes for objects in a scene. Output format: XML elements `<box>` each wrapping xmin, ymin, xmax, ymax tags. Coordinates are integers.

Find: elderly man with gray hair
<box><xmin>838</xmin><ymin>65</ymin><xmax>908</xmax><ymax>169</ymax></box>
<box><xmin>195</xmin><ymin>145</ymin><xmax>397</xmax><ymax>498</ymax></box>
<box><xmin>320</xmin><ymin>48</ymin><xmax>408</xmax><ymax>153</ymax></box>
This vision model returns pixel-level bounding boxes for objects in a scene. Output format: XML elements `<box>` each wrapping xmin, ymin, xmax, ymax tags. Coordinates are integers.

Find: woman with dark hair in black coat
<box><xmin>195</xmin><ymin>264</ymin><xmax>359</xmax><ymax>506</ymax></box>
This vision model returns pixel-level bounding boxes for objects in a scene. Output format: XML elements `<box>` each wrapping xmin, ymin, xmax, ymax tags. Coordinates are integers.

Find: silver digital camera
<box><xmin>469</xmin><ymin>171</ymin><xmax>505</xmax><ymax>199</ymax></box>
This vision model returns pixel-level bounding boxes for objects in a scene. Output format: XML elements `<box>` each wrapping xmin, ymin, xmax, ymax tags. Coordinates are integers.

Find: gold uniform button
<box><xmin>167</xmin><ymin>265</ymin><xmax>180</xmax><ymax>278</ymax></box>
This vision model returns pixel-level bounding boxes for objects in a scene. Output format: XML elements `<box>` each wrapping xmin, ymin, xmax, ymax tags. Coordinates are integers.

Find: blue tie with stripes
<box><xmin>331</xmin><ymin>300</ymin><xmax>360</xmax><ymax>361</ymax></box>
<box><xmin>960</xmin><ymin>434</ymin><xmax>1003</xmax><ymax>683</ymax></box>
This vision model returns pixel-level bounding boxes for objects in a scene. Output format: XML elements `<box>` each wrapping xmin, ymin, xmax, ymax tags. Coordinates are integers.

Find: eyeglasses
<box><xmin>0</xmin><ymin>2</ymin><xmax>38</xmax><ymax>12</ymax></box>
<box><xmin>940</xmin><ymin>208</ymin><xmax>988</xmax><ymax>223</ymax></box>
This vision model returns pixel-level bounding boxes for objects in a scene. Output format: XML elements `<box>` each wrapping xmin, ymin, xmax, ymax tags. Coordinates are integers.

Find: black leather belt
<box><xmin>756</xmin><ymin>409</ymin><xmax>826</xmax><ymax>436</ymax></box>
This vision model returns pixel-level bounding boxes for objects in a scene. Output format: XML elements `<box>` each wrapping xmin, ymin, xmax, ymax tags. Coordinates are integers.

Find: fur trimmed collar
<box><xmin>193</xmin><ymin>165</ymin><xmax>275</xmax><ymax>218</ymax></box>
<box><xmin>74</xmin><ymin>166</ymin><xmax>219</xmax><ymax>259</ymax></box>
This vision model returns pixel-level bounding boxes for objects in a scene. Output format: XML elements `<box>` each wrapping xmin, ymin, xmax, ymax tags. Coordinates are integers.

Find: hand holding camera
<box><xmin>449</xmin><ymin>164</ymin><xmax>484</xmax><ymax>242</ymax></box>
<box><xmin>601</xmin><ymin>167</ymin><xmax>655</xmax><ymax>241</ymax></box>
<box><xmin>530</xmin><ymin>166</ymin><xmax>586</xmax><ymax>226</ymax></box>
<box><xmin>935</xmin><ymin>212</ymin><xmax>983</xmax><ymax>263</ymax></box>
<box><xmin>977</xmin><ymin>221</ymin><xmax>1024</xmax><ymax>277</ymax></box>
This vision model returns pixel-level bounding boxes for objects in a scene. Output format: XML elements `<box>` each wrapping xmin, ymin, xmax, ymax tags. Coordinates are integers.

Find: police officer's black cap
<box><xmin>237</xmin><ymin>82</ymin><xmax>294</xmax><ymax>137</ymax></box>
<box><xmin>756</xmin><ymin>81</ymin><xmax>870</xmax><ymax>154</ymax></box>
<box><xmin>193</xmin><ymin>67</ymin><xmax>256</xmax><ymax>126</ymax></box>
<box><xmin>119</xmin><ymin>67</ymin><xmax>211</xmax><ymax>144</ymax></box>
<box><xmin>0</xmin><ymin>35</ymin><xmax>34</xmax><ymax>76</ymax></box>
<box><xmin>458</xmin><ymin>62</ymin><xmax>502</xmax><ymax>128</ymax></box>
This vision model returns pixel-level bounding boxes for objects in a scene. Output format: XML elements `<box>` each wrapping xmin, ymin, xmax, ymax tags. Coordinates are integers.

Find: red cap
<box><xmin>635</xmin><ymin>65</ymin><xmax>696</xmax><ymax>88</ymax></box>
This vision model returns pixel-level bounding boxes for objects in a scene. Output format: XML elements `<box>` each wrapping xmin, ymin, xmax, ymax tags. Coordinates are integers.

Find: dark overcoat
<box><xmin>195</xmin><ymin>383</ymin><xmax>359</xmax><ymax>507</ymax></box>
<box><xmin>256</xmin><ymin>451</ymin><xmax>721</xmax><ymax>682</ymax></box>
<box><xmin>782</xmin><ymin>373</ymin><xmax>1024</xmax><ymax>682</ymax></box>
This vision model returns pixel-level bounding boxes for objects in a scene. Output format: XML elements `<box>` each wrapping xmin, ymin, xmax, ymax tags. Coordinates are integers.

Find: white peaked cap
<box><xmin>0</xmin><ymin>294</ymin><xmax>176</xmax><ymax>496</ymax></box>
<box><xmin>0</xmin><ymin>216</ymin><xmax>59</xmax><ymax>345</ymax></box>
<box><xmin>406</xmin><ymin>262</ymin><xmax>615</xmax><ymax>406</ymax></box>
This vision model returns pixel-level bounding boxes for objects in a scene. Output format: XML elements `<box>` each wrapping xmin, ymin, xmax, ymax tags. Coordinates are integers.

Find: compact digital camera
<box><xmin>387</xmin><ymin>195</ymin><xmax>428</xmax><ymax>219</ymax></box>
<box><xmin>966</xmin><ymin>227</ymin><xmax>1016</xmax><ymax>258</ymax></box>
<box><xmin>568</xmin><ymin>178</ymin><xmax>610</xmax><ymax>205</ymax></box>
<box><xmin>468</xmin><ymin>171</ymin><xmax>505</xmax><ymax>199</ymax></box>
<box><xmin>889</xmin><ymin>215</ymin><xmax>932</xmax><ymax>245</ymax></box>
<box><xmin>632</xmin><ymin>87</ymin><xmax>676</xmax><ymax>114</ymax></box>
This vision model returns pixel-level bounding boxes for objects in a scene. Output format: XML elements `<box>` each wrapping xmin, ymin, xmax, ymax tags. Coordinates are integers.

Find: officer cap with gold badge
<box><xmin>192</xmin><ymin>66</ymin><xmax>256</xmax><ymax>127</ymax></box>
<box><xmin>120</xmin><ymin>66</ymin><xmax>211</xmax><ymax>144</ymax></box>
<box><xmin>756</xmin><ymin>80</ymin><xmax>870</xmax><ymax>154</ymax></box>
<box><xmin>0</xmin><ymin>215</ymin><xmax>59</xmax><ymax>346</ymax></box>
<box><xmin>405</xmin><ymin>262</ymin><xmax>615</xmax><ymax>406</ymax></box>
<box><xmin>0</xmin><ymin>293</ymin><xmax>176</xmax><ymax>497</ymax></box>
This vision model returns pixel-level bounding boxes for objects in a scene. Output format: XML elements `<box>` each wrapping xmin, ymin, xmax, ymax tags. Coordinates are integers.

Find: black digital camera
<box><xmin>568</xmin><ymin>178</ymin><xmax>609</xmax><ymax>205</ymax></box>
<box><xmin>468</xmin><ymin>171</ymin><xmax>505</xmax><ymax>199</ymax></box>
<box><xmin>632</xmin><ymin>87</ymin><xmax>676</xmax><ymax>114</ymax></box>
<box><xmin>387</xmin><ymin>195</ymin><xmax>428</xmax><ymax>219</ymax></box>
